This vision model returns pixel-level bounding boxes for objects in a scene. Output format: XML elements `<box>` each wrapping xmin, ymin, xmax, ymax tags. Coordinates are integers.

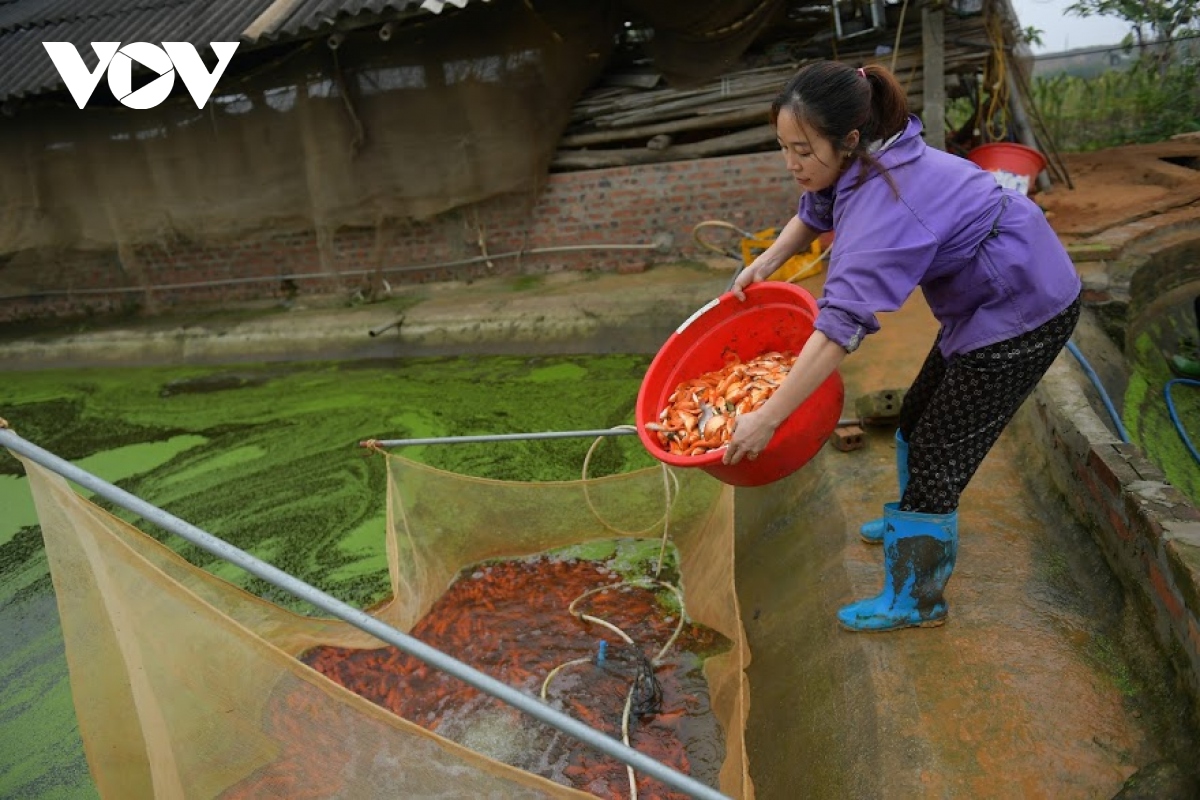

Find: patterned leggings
<box><xmin>898</xmin><ymin>295</ymin><xmax>1082</xmax><ymax>514</ymax></box>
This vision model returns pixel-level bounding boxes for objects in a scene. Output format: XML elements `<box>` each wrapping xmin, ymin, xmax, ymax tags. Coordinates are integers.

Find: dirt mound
<box><xmin>1038</xmin><ymin>137</ymin><xmax>1200</xmax><ymax>240</ymax></box>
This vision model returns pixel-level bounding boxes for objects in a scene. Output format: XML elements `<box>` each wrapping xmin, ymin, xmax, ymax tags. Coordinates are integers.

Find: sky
<box><xmin>1008</xmin><ymin>0</ymin><xmax>1133</xmax><ymax>54</ymax></box>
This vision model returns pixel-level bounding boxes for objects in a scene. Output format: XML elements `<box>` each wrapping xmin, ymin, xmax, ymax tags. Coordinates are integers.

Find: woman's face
<box><xmin>775</xmin><ymin>107</ymin><xmax>854</xmax><ymax>193</ymax></box>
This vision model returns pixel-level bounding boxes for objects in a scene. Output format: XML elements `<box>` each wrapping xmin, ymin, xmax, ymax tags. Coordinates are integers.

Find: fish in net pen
<box><xmin>222</xmin><ymin>551</ymin><xmax>730</xmax><ymax>799</ymax></box>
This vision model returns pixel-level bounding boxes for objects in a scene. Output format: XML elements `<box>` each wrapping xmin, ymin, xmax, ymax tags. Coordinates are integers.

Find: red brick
<box><xmin>2</xmin><ymin>151</ymin><xmax>795</xmax><ymax>322</ymax></box>
<box><xmin>1107</xmin><ymin>502</ymin><xmax>1133</xmax><ymax>544</ymax></box>
<box><xmin>1089</xmin><ymin>445</ymin><xmax>1139</xmax><ymax>496</ymax></box>
<box><xmin>1149</xmin><ymin>559</ymin><xmax>1185</xmax><ymax>620</ymax></box>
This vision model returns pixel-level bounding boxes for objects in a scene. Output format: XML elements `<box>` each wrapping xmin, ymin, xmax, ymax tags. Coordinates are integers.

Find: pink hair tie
<box><xmin>857</xmin><ymin>67</ymin><xmax>866</xmax><ymax>78</ymax></box>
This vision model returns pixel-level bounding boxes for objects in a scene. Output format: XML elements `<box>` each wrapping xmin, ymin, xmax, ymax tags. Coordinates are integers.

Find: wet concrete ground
<box><xmin>2</xmin><ymin>262</ymin><xmax>1198</xmax><ymax>798</ymax></box>
<box><xmin>737</xmin><ymin>293</ymin><xmax>1198</xmax><ymax>797</ymax></box>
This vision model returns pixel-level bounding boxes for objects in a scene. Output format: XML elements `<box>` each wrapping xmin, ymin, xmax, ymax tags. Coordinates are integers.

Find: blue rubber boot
<box><xmin>838</xmin><ymin>503</ymin><xmax>958</xmax><ymax>632</ymax></box>
<box><xmin>859</xmin><ymin>430</ymin><xmax>909</xmax><ymax>544</ymax></box>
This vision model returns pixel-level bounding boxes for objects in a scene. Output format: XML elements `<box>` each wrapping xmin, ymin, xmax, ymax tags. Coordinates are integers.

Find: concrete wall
<box><xmin>1074</xmin><ymin>206</ymin><xmax>1200</xmax><ymax>308</ymax></box>
<box><xmin>0</xmin><ymin>151</ymin><xmax>793</xmax><ymax>324</ymax></box>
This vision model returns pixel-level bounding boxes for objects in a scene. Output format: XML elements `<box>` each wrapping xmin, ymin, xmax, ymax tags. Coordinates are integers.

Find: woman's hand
<box><xmin>720</xmin><ymin>331</ymin><xmax>848</xmax><ymax>467</ymax></box>
<box><xmin>722</xmin><ymin>409</ymin><xmax>778</xmax><ymax>465</ymax></box>
<box><xmin>730</xmin><ymin>216</ymin><xmax>818</xmax><ymax>301</ymax></box>
<box><xmin>731</xmin><ymin>257</ymin><xmax>773</xmax><ymax>301</ymax></box>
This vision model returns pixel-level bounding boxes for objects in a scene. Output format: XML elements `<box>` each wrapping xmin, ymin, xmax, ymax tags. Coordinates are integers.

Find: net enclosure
<box><xmin>16</xmin><ymin>445</ymin><xmax>754</xmax><ymax>798</ymax></box>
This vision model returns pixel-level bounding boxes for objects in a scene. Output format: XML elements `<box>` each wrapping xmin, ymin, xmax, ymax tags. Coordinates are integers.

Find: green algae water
<box><xmin>0</xmin><ymin>355</ymin><xmax>656</xmax><ymax>799</ymax></box>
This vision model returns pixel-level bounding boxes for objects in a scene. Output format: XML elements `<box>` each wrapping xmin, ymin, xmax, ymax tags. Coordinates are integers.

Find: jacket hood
<box><xmin>833</xmin><ymin>113</ymin><xmax>926</xmax><ymax>195</ymax></box>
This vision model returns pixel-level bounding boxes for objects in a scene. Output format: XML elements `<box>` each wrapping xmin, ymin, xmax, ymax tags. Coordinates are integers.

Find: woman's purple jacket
<box><xmin>799</xmin><ymin>115</ymin><xmax>1081</xmax><ymax>358</ymax></box>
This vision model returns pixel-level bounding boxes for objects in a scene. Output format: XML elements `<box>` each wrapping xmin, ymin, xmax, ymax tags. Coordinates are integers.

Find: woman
<box><xmin>722</xmin><ymin>60</ymin><xmax>1081</xmax><ymax>633</ymax></box>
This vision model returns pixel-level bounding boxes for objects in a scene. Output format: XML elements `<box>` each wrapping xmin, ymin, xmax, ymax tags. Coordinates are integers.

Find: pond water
<box><xmin>0</xmin><ymin>355</ymin><xmax>658</xmax><ymax>799</ymax></box>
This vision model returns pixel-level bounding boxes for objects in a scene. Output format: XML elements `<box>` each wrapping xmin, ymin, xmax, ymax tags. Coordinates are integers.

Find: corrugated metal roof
<box><xmin>0</xmin><ymin>0</ymin><xmax>189</xmax><ymax>35</ymax></box>
<box><xmin>0</xmin><ymin>0</ymin><xmax>488</xmax><ymax>103</ymax></box>
<box><xmin>0</xmin><ymin>0</ymin><xmax>270</xmax><ymax>102</ymax></box>
<box><xmin>248</xmin><ymin>0</ymin><xmax>422</xmax><ymax>39</ymax></box>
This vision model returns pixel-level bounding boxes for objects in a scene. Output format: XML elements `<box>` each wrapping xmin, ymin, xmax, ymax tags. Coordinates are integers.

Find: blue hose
<box><xmin>1065</xmin><ymin>339</ymin><xmax>1131</xmax><ymax>443</ymax></box>
<box><xmin>1165</xmin><ymin>379</ymin><xmax>1200</xmax><ymax>465</ymax></box>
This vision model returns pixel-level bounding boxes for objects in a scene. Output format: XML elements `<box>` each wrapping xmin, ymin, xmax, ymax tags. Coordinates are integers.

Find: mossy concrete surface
<box><xmin>0</xmin><ymin>263</ymin><xmax>738</xmax><ymax>371</ymax></box>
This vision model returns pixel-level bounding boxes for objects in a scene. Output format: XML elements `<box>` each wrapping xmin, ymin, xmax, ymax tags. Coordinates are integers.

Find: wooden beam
<box><xmin>559</xmin><ymin>106</ymin><xmax>770</xmax><ymax>148</ymax></box>
<box><xmin>1005</xmin><ymin>70</ymin><xmax>1054</xmax><ymax>192</ymax></box>
<box><xmin>243</xmin><ymin>0</ymin><xmax>307</xmax><ymax>41</ymax></box>
<box><xmin>552</xmin><ymin>126</ymin><xmax>776</xmax><ymax>171</ymax></box>
<box><xmin>922</xmin><ymin>2</ymin><xmax>947</xmax><ymax>151</ymax></box>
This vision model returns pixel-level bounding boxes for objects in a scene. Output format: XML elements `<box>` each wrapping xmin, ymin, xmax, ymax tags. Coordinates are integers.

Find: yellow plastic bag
<box><xmin>692</xmin><ymin>220</ymin><xmax>830</xmax><ymax>286</ymax></box>
<box><xmin>739</xmin><ymin>228</ymin><xmax>826</xmax><ymax>283</ymax></box>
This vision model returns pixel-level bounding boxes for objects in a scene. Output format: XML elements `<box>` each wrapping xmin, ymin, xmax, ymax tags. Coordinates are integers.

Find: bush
<box><xmin>1031</xmin><ymin>60</ymin><xmax>1200</xmax><ymax>151</ymax></box>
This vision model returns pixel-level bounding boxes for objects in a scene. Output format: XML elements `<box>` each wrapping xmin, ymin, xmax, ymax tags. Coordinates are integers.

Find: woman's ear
<box><xmin>843</xmin><ymin>129</ymin><xmax>861</xmax><ymax>152</ymax></box>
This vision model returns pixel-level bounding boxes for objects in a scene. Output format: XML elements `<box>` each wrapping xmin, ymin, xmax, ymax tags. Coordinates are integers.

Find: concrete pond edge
<box><xmin>1051</xmin><ymin>206</ymin><xmax>1200</xmax><ymax>726</ymax></box>
<box><xmin>1025</xmin><ymin>359</ymin><xmax>1200</xmax><ymax>725</ymax></box>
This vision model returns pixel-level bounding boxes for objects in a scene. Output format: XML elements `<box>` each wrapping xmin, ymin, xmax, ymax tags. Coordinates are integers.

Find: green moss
<box><xmin>1124</xmin><ymin>331</ymin><xmax>1200</xmax><ymax>505</ymax></box>
<box><xmin>0</xmin><ymin>478</ymin><xmax>40</xmax><ymax>546</ymax></box>
<box><xmin>326</xmin><ymin>510</ymin><xmax>390</xmax><ymax>571</ymax></box>
<box><xmin>508</xmin><ymin>274</ymin><xmax>544</xmax><ymax>292</ymax></box>
<box><xmin>541</xmin><ymin>537</ymin><xmax>678</xmax><ymax>582</ymax></box>
<box><xmin>155</xmin><ymin>444</ymin><xmax>267</xmax><ymax>489</ymax></box>
<box><xmin>1065</xmin><ymin>243</ymin><xmax>1118</xmax><ymax>262</ymax></box>
<box><xmin>607</xmin><ymin>537</ymin><xmax>678</xmax><ymax>579</ymax></box>
<box><xmin>1088</xmin><ymin>634</ymin><xmax>1141</xmax><ymax>698</ymax></box>
<box><xmin>0</xmin><ymin>591</ymin><xmax>97</xmax><ymax>800</ymax></box>
<box><xmin>1038</xmin><ymin>550</ymin><xmax>1071</xmax><ymax>587</ymax></box>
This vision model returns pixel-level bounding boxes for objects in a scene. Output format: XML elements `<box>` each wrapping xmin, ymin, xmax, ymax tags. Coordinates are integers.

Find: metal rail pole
<box><xmin>363</xmin><ymin>428</ymin><xmax>638</xmax><ymax>448</ymax></box>
<box><xmin>0</xmin><ymin>426</ymin><xmax>730</xmax><ymax>800</ymax></box>
<box><xmin>363</xmin><ymin>418</ymin><xmax>863</xmax><ymax>449</ymax></box>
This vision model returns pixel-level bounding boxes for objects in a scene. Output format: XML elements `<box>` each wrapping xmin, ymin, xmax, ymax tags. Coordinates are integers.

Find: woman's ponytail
<box><xmin>859</xmin><ymin>64</ymin><xmax>910</xmax><ymax>145</ymax></box>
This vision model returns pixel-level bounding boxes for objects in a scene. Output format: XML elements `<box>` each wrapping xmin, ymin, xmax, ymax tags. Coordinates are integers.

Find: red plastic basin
<box><xmin>966</xmin><ymin>142</ymin><xmax>1047</xmax><ymax>196</ymax></box>
<box><xmin>635</xmin><ymin>282</ymin><xmax>844</xmax><ymax>487</ymax></box>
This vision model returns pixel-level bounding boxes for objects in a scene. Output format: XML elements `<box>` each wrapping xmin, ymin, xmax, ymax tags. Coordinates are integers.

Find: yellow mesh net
<box><xmin>17</xmin><ymin>449</ymin><xmax>752</xmax><ymax>799</ymax></box>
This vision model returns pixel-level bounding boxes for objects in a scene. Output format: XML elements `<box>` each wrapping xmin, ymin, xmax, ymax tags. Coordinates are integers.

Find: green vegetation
<box><xmin>954</xmin><ymin>4</ymin><xmax>1198</xmax><ymax>155</ymax></box>
<box><xmin>1030</xmin><ymin>61</ymin><xmax>1200</xmax><ymax>151</ymax></box>
<box><xmin>1025</xmin><ymin>0</ymin><xmax>1199</xmax><ymax>152</ymax></box>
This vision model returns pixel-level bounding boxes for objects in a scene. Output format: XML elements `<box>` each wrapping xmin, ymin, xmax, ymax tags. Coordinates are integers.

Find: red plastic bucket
<box><xmin>966</xmin><ymin>142</ymin><xmax>1047</xmax><ymax>196</ymax></box>
<box><xmin>635</xmin><ymin>282</ymin><xmax>844</xmax><ymax>487</ymax></box>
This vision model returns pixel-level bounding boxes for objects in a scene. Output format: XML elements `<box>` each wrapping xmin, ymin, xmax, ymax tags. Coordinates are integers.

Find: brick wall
<box><xmin>0</xmin><ymin>151</ymin><xmax>795</xmax><ymax>324</ymax></box>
